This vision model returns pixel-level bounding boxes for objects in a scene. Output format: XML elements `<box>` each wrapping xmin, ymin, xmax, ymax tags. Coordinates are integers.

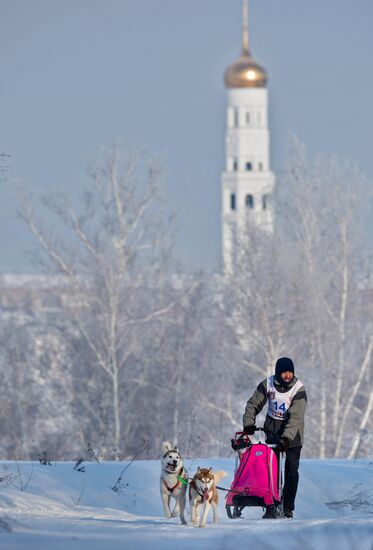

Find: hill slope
<box><xmin>0</xmin><ymin>458</ymin><xmax>371</xmax><ymax>549</ymax></box>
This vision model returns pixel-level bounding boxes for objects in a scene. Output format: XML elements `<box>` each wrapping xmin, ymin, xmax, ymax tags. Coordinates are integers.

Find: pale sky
<box><xmin>1</xmin><ymin>0</ymin><xmax>372</xmax><ymax>272</ymax></box>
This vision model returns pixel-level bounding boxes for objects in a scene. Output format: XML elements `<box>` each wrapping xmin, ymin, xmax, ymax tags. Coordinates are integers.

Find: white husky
<box><xmin>189</xmin><ymin>467</ymin><xmax>228</xmax><ymax>528</ymax></box>
<box><xmin>160</xmin><ymin>441</ymin><xmax>188</xmax><ymax>525</ymax></box>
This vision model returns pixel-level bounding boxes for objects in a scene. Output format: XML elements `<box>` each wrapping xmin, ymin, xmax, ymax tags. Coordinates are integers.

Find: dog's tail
<box><xmin>213</xmin><ymin>470</ymin><xmax>228</xmax><ymax>484</ymax></box>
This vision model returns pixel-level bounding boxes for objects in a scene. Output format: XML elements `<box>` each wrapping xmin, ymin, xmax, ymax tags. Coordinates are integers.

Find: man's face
<box><xmin>280</xmin><ymin>371</ymin><xmax>294</xmax><ymax>383</ymax></box>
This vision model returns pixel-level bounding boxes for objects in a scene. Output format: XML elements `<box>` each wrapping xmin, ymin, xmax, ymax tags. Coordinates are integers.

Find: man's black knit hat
<box><xmin>275</xmin><ymin>357</ymin><xmax>294</xmax><ymax>382</ymax></box>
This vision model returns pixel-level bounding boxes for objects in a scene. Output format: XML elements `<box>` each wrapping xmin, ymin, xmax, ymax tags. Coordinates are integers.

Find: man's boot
<box><xmin>284</xmin><ymin>508</ymin><xmax>293</xmax><ymax>518</ymax></box>
<box><xmin>262</xmin><ymin>505</ymin><xmax>276</xmax><ymax>519</ymax></box>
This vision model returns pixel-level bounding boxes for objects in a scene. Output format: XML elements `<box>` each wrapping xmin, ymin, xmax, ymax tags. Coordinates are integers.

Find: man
<box><xmin>243</xmin><ymin>357</ymin><xmax>307</xmax><ymax>519</ymax></box>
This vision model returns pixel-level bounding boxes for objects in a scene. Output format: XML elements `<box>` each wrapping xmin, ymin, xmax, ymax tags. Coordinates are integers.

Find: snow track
<box><xmin>0</xmin><ymin>459</ymin><xmax>371</xmax><ymax>549</ymax></box>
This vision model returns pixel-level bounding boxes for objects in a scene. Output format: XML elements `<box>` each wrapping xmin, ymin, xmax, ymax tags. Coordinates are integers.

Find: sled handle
<box><xmin>253</xmin><ymin>427</ymin><xmax>282</xmax><ymax>446</ymax></box>
<box><xmin>234</xmin><ymin>430</ymin><xmax>282</xmax><ymax>453</ymax></box>
<box><xmin>234</xmin><ymin>428</ymin><xmax>273</xmax><ymax>445</ymax></box>
<box><xmin>234</xmin><ymin>426</ymin><xmax>267</xmax><ymax>440</ymax></box>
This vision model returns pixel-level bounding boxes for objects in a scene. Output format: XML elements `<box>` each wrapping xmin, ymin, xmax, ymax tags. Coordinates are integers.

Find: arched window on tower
<box><xmin>262</xmin><ymin>194</ymin><xmax>269</xmax><ymax>210</ymax></box>
<box><xmin>230</xmin><ymin>193</ymin><xmax>236</xmax><ymax>210</ymax></box>
<box><xmin>246</xmin><ymin>112</ymin><xmax>250</xmax><ymax>125</ymax></box>
<box><xmin>233</xmin><ymin>159</ymin><xmax>238</xmax><ymax>172</ymax></box>
<box><xmin>246</xmin><ymin>162</ymin><xmax>252</xmax><ymax>171</ymax></box>
<box><xmin>245</xmin><ymin>194</ymin><xmax>254</xmax><ymax>209</ymax></box>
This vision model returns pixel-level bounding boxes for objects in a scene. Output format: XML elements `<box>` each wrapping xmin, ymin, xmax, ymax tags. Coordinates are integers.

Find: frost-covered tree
<box><xmin>226</xmin><ymin>136</ymin><xmax>372</xmax><ymax>458</ymax></box>
<box><xmin>226</xmin><ymin>221</ymin><xmax>306</xmax><ymax>378</ymax></box>
<box><xmin>0</xmin><ymin>312</ymin><xmax>76</xmax><ymax>459</ymax></box>
<box><xmin>277</xmin><ymin>137</ymin><xmax>372</xmax><ymax>458</ymax></box>
<box><xmin>142</xmin><ymin>274</ymin><xmax>240</xmax><ymax>458</ymax></box>
<box><xmin>17</xmin><ymin>148</ymin><xmax>181</xmax><ymax>454</ymax></box>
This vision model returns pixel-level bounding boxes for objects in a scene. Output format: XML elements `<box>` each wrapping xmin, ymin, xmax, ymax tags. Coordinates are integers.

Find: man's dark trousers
<box><xmin>282</xmin><ymin>446</ymin><xmax>302</xmax><ymax>511</ymax></box>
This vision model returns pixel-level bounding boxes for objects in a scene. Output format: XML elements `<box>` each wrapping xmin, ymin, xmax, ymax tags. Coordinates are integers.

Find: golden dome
<box><xmin>224</xmin><ymin>52</ymin><xmax>267</xmax><ymax>88</ymax></box>
<box><xmin>225</xmin><ymin>0</ymin><xmax>267</xmax><ymax>88</ymax></box>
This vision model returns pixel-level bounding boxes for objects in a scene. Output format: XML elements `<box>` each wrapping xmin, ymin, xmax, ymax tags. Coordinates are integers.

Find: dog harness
<box><xmin>190</xmin><ymin>480</ymin><xmax>210</xmax><ymax>503</ymax></box>
<box><xmin>266</xmin><ymin>375</ymin><xmax>303</xmax><ymax>421</ymax></box>
<box><xmin>163</xmin><ymin>466</ymin><xmax>185</xmax><ymax>493</ymax></box>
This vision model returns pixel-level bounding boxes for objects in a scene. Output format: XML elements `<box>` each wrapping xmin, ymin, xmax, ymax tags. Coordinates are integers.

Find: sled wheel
<box><xmin>226</xmin><ymin>504</ymin><xmax>242</xmax><ymax>519</ymax></box>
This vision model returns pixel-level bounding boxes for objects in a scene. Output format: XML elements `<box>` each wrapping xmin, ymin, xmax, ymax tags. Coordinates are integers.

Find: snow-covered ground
<box><xmin>0</xmin><ymin>457</ymin><xmax>371</xmax><ymax>550</ymax></box>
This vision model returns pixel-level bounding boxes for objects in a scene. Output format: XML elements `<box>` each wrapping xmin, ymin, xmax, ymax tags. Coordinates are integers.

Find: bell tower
<box><xmin>221</xmin><ymin>0</ymin><xmax>275</xmax><ymax>273</ymax></box>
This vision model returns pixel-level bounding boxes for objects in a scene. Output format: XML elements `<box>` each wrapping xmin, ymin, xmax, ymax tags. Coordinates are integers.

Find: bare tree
<box><xmin>0</xmin><ymin>312</ymin><xmax>77</xmax><ymax>459</ymax></box>
<box><xmin>276</xmin><ymin>136</ymin><xmax>373</xmax><ymax>457</ymax></box>
<box><xmin>149</xmin><ymin>274</ymin><xmax>240</xmax><ymax>457</ymax></box>
<box><xmin>225</xmin><ymin>135</ymin><xmax>372</xmax><ymax>458</ymax></box>
<box><xmin>17</xmin><ymin>147</ymin><xmax>180</xmax><ymax>453</ymax></box>
<box><xmin>228</xmin><ymin>220</ymin><xmax>307</xmax><ymax>379</ymax></box>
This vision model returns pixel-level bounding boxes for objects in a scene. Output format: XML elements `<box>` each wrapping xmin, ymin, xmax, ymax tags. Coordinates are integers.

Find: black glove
<box><xmin>279</xmin><ymin>437</ymin><xmax>291</xmax><ymax>452</ymax></box>
<box><xmin>231</xmin><ymin>434</ymin><xmax>252</xmax><ymax>451</ymax></box>
<box><xmin>243</xmin><ymin>425</ymin><xmax>256</xmax><ymax>436</ymax></box>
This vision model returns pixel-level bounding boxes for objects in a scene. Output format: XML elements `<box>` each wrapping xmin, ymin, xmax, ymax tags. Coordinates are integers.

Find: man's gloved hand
<box><xmin>243</xmin><ymin>425</ymin><xmax>256</xmax><ymax>436</ymax></box>
<box><xmin>231</xmin><ymin>435</ymin><xmax>251</xmax><ymax>451</ymax></box>
<box><xmin>279</xmin><ymin>437</ymin><xmax>291</xmax><ymax>452</ymax></box>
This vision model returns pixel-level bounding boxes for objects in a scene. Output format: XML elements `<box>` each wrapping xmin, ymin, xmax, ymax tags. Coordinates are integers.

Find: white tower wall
<box><xmin>221</xmin><ymin>87</ymin><xmax>275</xmax><ymax>274</ymax></box>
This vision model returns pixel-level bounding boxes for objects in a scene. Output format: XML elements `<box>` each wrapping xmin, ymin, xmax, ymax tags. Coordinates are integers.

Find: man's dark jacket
<box><xmin>243</xmin><ymin>376</ymin><xmax>307</xmax><ymax>448</ymax></box>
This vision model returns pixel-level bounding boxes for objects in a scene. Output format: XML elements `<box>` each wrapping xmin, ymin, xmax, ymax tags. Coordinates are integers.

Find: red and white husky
<box><xmin>160</xmin><ymin>441</ymin><xmax>188</xmax><ymax>525</ymax></box>
<box><xmin>189</xmin><ymin>467</ymin><xmax>227</xmax><ymax>528</ymax></box>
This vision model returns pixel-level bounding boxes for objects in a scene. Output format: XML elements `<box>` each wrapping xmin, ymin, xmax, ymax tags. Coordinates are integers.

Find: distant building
<box><xmin>0</xmin><ymin>273</ymin><xmax>73</xmax><ymax>315</ymax></box>
<box><xmin>221</xmin><ymin>0</ymin><xmax>275</xmax><ymax>273</ymax></box>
